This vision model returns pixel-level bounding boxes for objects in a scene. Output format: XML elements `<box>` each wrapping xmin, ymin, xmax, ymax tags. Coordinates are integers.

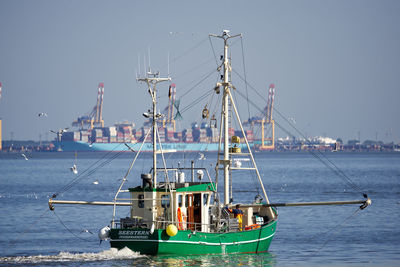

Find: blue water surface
<box><xmin>0</xmin><ymin>151</ymin><xmax>399</xmax><ymax>266</ymax></box>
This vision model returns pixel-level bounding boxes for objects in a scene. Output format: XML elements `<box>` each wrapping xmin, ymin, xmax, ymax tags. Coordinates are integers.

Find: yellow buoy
<box><xmin>166</xmin><ymin>224</ymin><xmax>178</xmax><ymax>237</ymax></box>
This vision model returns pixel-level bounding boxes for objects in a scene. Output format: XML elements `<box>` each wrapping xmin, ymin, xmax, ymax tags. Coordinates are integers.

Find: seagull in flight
<box><xmin>81</xmin><ymin>229</ymin><xmax>93</xmax><ymax>234</ymax></box>
<box><xmin>21</xmin><ymin>153</ymin><xmax>29</xmax><ymax>160</ymax></box>
<box><xmin>169</xmin><ymin>31</ymin><xmax>183</xmax><ymax>35</ymax></box>
<box><xmin>288</xmin><ymin>117</ymin><xmax>296</xmax><ymax>124</ymax></box>
<box><xmin>198</xmin><ymin>153</ymin><xmax>206</xmax><ymax>160</ymax></box>
<box><xmin>70</xmin><ymin>164</ymin><xmax>78</xmax><ymax>174</ymax></box>
<box><xmin>38</xmin><ymin>112</ymin><xmax>47</xmax><ymax>117</ymax></box>
<box><xmin>49</xmin><ymin>128</ymin><xmax>69</xmax><ymax>136</ymax></box>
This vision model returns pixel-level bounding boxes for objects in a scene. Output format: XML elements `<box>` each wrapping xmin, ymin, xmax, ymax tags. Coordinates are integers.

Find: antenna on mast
<box><xmin>167</xmin><ymin>52</ymin><xmax>170</xmax><ymax>77</ymax></box>
<box><xmin>148</xmin><ymin>46</ymin><xmax>151</xmax><ymax>73</ymax></box>
<box><xmin>143</xmin><ymin>54</ymin><xmax>146</xmax><ymax>76</ymax></box>
<box><xmin>138</xmin><ymin>53</ymin><xmax>141</xmax><ymax>77</ymax></box>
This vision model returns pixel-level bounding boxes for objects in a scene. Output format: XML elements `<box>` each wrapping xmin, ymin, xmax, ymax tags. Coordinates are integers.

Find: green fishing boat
<box><xmin>108</xmin><ymin>184</ymin><xmax>277</xmax><ymax>255</ymax></box>
<box><xmin>105</xmin><ymin>30</ymin><xmax>277</xmax><ymax>255</ymax></box>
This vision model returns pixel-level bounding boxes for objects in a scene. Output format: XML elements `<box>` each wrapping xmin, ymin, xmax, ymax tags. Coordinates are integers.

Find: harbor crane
<box><xmin>72</xmin><ymin>83</ymin><xmax>105</xmax><ymax>130</ymax></box>
<box><xmin>144</xmin><ymin>83</ymin><xmax>177</xmax><ymax>131</ymax></box>
<box><xmin>162</xmin><ymin>83</ymin><xmax>177</xmax><ymax>131</ymax></box>
<box><xmin>244</xmin><ymin>83</ymin><xmax>275</xmax><ymax>150</ymax></box>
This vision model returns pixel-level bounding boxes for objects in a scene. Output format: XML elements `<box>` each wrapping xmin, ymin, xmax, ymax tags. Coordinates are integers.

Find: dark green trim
<box><xmin>176</xmin><ymin>183</ymin><xmax>214</xmax><ymax>192</ymax></box>
<box><xmin>129</xmin><ymin>186</ymin><xmax>162</xmax><ymax>192</ymax></box>
<box><xmin>129</xmin><ymin>183</ymin><xmax>215</xmax><ymax>193</ymax></box>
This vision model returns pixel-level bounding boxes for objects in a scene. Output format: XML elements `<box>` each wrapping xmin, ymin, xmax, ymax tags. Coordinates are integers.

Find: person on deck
<box><xmin>226</xmin><ymin>204</ymin><xmax>243</xmax><ymax>231</ymax></box>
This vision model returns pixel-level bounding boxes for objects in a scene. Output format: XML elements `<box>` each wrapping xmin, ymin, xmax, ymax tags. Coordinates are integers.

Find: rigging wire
<box><xmin>307</xmin><ymin>207</ymin><xmax>362</xmax><ymax>258</ymax></box>
<box><xmin>240</xmin><ymin>36</ymin><xmax>251</xmax><ymax>121</ymax></box>
<box><xmin>231</xmin><ymin>70</ymin><xmax>366</xmax><ymax>196</ymax></box>
<box><xmin>10</xmin><ymin>149</ymin><xmax>127</xmax><ymax>251</ymax></box>
<box><xmin>206</xmin><ymin>36</ymin><xmax>264</xmax><ymax>197</ymax></box>
<box><xmin>208</xmin><ymin>35</ymin><xmax>220</xmax><ymax>68</ymax></box>
<box><xmin>52</xmin><ymin>210</ymin><xmax>92</xmax><ymax>242</ymax></box>
<box><xmin>211</xmin><ymin>91</ymin><xmax>222</xmax><ymax>120</ymax></box>
<box><xmin>307</xmin><ymin>206</ymin><xmax>362</xmax><ymax>243</ymax></box>
<box><xmin>180</xmin><ymin>90</ymin><xmax>214</xmax><ymax>115</ymax></box>
<box><xmin>9</xmin><ymin>208</ymin><xmax>50</xmax><ymax>249</ymax></box>
<box><xmin>58</xmin><ymin>150</ymin><xmax>125</xmax><ymax>195</ymax></box>
<box><xmin>172</xmin><ymin>57</ymin><xmax>215</xmax><ymax>81</ymax></box>
<box><xmin>54</xmin><ymin>144</ymin><xmax>125</xmax><ymax>196</ymax></box>
<box><xmin>179</xmin><ymin>68</ymin><xmax>216</xmax><ymax>99</ymax></box>
<box><xmin>161</xmin><ymin>37</ymin><xmax>209</xmax><ymax>70</ymax></box>
<box><xmin>273</xmin><ymin>108</ymin><xmax>365</xmax><ymax>195</ymax></box>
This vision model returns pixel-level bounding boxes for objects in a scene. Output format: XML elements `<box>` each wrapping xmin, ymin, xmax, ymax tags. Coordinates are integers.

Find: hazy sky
<box><xmin>0</xmin><ymin>0</ymin><xmax>399</xmax><ymax>143</ymax></box>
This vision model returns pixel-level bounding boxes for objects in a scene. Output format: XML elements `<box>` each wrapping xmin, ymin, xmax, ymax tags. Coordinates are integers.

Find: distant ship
<box><xmin>54</xmin><ymin>140</ymin><xmax>221</xmax><ymax>152</ymax></box>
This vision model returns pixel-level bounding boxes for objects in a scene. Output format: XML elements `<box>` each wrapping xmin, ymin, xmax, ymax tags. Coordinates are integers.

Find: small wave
<box><xmin>0</xmin><ymin>247</ymin><xmax>144</xmax><ymax>264</ymax></box>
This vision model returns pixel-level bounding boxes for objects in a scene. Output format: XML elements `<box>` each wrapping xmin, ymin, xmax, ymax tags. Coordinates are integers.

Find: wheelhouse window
<box><xmin>138</xmin><ymin>194</ymin><xmax>144</xmax><ymax>208</ymax></box>
<box><xmin>193</xmin><ymin>194</ymin><xmax>201</xmax><ymax>207</ymax></box>
<box><xmin>203</xmin><ymin>193</ymin><xmax>209</xmax><ymax>206</ymax></box>
<box><xmin>161</xmin><ymin>194</ymin><xmax>170</xmax><ymax>208</ymax></box>
<box><xmin>178</xmin><ymin>194</ymin><xmax>183</xmax><ymax>207</ymax></box>
<box><xmin>185</xmin><ymin>194</ymin><xmax>189</xmax><ymax>208</ymax></box>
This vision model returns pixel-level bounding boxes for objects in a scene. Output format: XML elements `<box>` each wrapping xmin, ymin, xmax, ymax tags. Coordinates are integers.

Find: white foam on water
<box><xmin>0</xmin><ymin>247</ymin><xmax>144</xmax><ymax>264</ymax></box>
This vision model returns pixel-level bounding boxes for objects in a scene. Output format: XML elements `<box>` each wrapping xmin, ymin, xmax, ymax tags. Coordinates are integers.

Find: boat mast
<box><xmin>222</xmin><ymin>34</ymin><xmax>230</xmax><ymax>205</ymax></box>
<box><xmin>210</xmin><ymin>30</ymin><xmax>241</xmax><ymax>205</ymax></box>
<box><xmin>138</xmin><ymin>71</ymin><xmax>171</xmax><ymax>188</ymax></box>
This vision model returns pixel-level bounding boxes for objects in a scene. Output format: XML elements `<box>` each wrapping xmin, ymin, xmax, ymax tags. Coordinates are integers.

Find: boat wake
<box><xmin>0</xmin><ymin>247</ymin><xmax>144</xmax><ymax>264</ymax></box>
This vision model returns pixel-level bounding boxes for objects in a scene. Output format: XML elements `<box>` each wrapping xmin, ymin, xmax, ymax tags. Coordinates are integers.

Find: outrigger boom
<box><xmin>49</xmin><ymin>198</ymin><xmax>371</xmax><ymax>210</ymax></box>
<box><xmin>48</xmin><ymin>199</ymin><xmax>131</xmax><ymax>210</ymax></box>
<box><xmin>236</xmin><ymin>198</ymin><xmax>371</xmax><ymax>210</ymax></box>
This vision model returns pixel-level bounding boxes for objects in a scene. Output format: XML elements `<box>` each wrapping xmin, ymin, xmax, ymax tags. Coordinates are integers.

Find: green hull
<box><xmin>110</xmin><ymin>220</ymin><xmax>276</xmax><ymax>255</ymax></box>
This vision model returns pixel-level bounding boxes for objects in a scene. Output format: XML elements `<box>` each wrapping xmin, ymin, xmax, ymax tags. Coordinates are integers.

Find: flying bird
<box><xmin>169</xmin><ymin>31</ymin><xmax>183</xmax><ymax>35</ymax></box>
<box><xmin>21</xmin><ymin>153</ymin><xmax>29</xmax><ymax>160</ymax></box>
<box><xmin>288</xmin><ymin>117</ymin><xmax>296</xmax><ymax>124</ymax></box>
<box><xmin>81</xmin><ymin>229</ymin><xmax>93</xmax><ymax>234</ymax></box>
<box><xmin>49</xmin><ymin>128</ymin><xmax>69</xmax><ymax>136</ymax></box>
<box><xmin>198</xmin><ymin>153</ymin><xmax>206</xmax><ymax>160</ymax></box>
<box><xmin>70</xmin><ymin>164</ymin><xmax>78</xmax><ymax>174</ymax></box>
<box><xmin>38</xmin><ymin>112</ymin><xmax>47</xmax><ymax>117</ymax></box>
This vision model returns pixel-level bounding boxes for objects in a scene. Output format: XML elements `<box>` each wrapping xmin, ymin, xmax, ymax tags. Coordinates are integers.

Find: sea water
<box><xmin>0</xmin><ymin>151</ymin><xmax>399</xmax><ymax>266</ymax></box>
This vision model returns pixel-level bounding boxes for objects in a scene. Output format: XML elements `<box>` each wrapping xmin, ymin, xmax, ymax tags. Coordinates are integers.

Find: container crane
<box><xmin>244</xmin><ymin>83</ymin><xmax>275</xmax><ymax>150</ymax></box>
<box><xmin>142</xmin><ymin>83</ymin><xmax>177</xmax><ymax>131</ymax></box>
<box><xmin>261</xmin><ymin>83</ymin><xmax>275</xmax><ymax>150</ymax></box>
<box><xmin>160</xmin><ymin>83</ymin><xmax>177</xmax><ymax>131</ymax></box>
<box><xmin>72</xmin><ymin>83</ymin><xmax>105</xmax><ymax>130</ymax></box>
<box><xmin>164</xmin><ymin>83</ymin><xmax>176</xmax><ymax>129</ymax></box>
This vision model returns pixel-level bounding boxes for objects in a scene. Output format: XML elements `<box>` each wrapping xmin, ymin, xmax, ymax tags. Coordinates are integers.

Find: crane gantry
<box><xmin>72</xmin><ymin>83</ymin><xmax>105</xmax><ymax>130</ymax></box>
<box><xmin>244</xmin><ymin>83</ymin><xmax>275</xmax><ymax>150</ymax></box>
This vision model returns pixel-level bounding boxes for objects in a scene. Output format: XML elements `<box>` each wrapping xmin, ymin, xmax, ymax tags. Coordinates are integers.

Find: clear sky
<box><xmin>0</xmin><ymin>0</ymin><xmax>399</xmax><ymax>143</ymax></box>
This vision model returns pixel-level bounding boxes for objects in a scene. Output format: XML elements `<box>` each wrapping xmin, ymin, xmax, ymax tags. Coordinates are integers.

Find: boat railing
<box><xmin>152</xmin><ymin>167</ymin><xmax>215</xmax><ymax>190</ymax></box>
<box><xmin>113</xmin><ymin>217</ymin><xmax>240</xmax><ymax>233</ymax></box>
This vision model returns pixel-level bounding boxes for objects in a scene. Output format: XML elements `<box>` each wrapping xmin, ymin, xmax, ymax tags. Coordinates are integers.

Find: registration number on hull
<box><xmin>118</xmin><ymin>230</ymin><xmax>150</xmax><ymax>239</ymax></box>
